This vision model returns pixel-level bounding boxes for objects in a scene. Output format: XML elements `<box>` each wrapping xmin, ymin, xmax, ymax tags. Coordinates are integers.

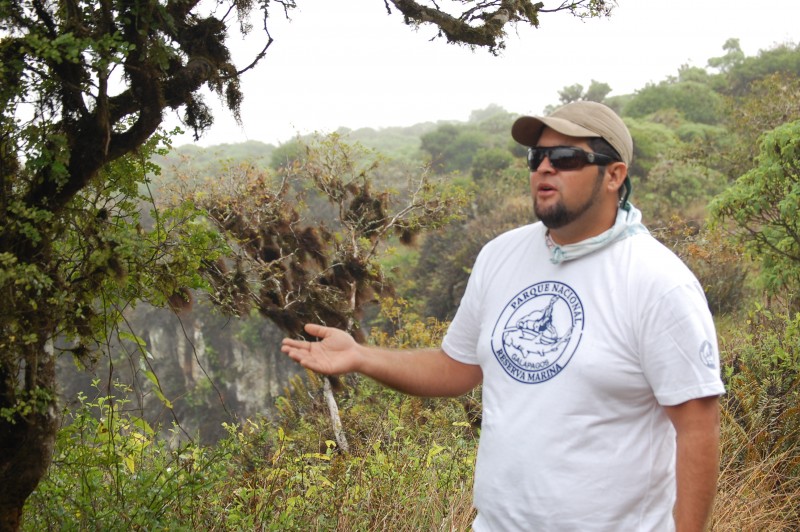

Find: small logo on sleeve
<box><xmin>699</xmin><ymin>340</ymin><xmax>716</xmax><ymax>369</ymax></box>
<box><xmin>491</xmin><ymin>281</ymin><xmax>584</xmax><ymax>384</ymax></box>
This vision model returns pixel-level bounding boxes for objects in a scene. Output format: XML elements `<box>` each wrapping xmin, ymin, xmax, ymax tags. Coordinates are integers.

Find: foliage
<box><xmin>386</xmin><ymin>0</ymin><xmax>613</xmax><ymax>51</ymax></box>
<box><xmin>638</xmin><ymin>159</ymin><xmax>727</xmax><ymax>222</ymax></box>
<box><xmin>713</xmin><ymin>305</ymin><xmax>800</xmax><ymax>530</ymax></box>
<box><xmin>650</xmin><ymin>218</ymin><xmax>749</xmax><ymax>316</ymax></box>
<box><xmin>471</xmin><ymin>147</ymin><xmax>514</xmax><ymax>181</ymax></box>
<box><xmin>673</xmin><ymin>121</ymin><xmax>729</xmax><ymax>146</ymax></box>
<box><xmin>168</xmin><ymin>133</ymin><xmax>468</xmax><ymax>344</ymax></box>
<box><xmin>18</xmin><ymin>32</ymin><xmax>800</xmax><ymax>532</ymax></box>
<box><xmin>0</xmin><ymin>129</ymin><xmax>224</xmax><ymax>364</ymax></box>
<box><xmin>335</xmin><ymin>124</ymin><xmax>440</xmax><ymax>161</ymax></box>
<box><xmin>0</xmin><ymin>0</ymin><xmax>644</xmax><ymax>525</ymax></box>
<box><xmin>624</xmin><ymin>117</ymin><xmax>681</xmax><ymax>180</ymax></box>
<box><xmin>469</xmin><ymin>104</ymin><xmax>514</xmax><ymax>125</ymax></box>
<box><xmin>369</xmin><ymin>297</ymin><xmax>451</xmax><ymax>349</ymax></box>
<box><xmin>421</xmin><ymin>119</ymin><xmax>518</xmax><ymax>175</ymax></box>
<box><xmin>23</xmin><ymin>381</ymin><xmax>227</xmax><ymax>531</ymax></box>
<box><xmin>25</xmin><ymin>308</ymin><xmax>478</xmax><ymax>531</ymax></box>
<box><xmin>0</xmin><ymin>0</ymin><xmax>265</xmax><ymax>190</ymax></box>
<box><xmin>23</xmin><ymin>301</ymin><xmax>800</xmax><ymax>531</ymax></box>
<box><xmin>710</xmin><ymin>120</ymin><xmax>800</xmax><ymax>297</ymax></box>
<box><xmin>676</xmin><ymin>64</ymin><xmax>714</xmax><ymax>84</ymax></box>
<box><xmin>270</xmin><ymin>139</ymin><xmax>308</xmax><ymax>171</ymax></box>
<box><xmin>723</xmin><ymin>42</ymin><xmax>800</xmax><ymax>96</ymax></box>
<box><xmin>624</xmin><ymin>80</ymin><xmax>724</xmax><ymax>125</ymax></box>
<box><xmin>410</xmin><ymin>182</ymin><xmax>532</xmax><ymax>321</ymax></box>
<box><xmin>209</xmin><ymin>369</ymin><xmax>477</xmax><ymax>530</ymax></box>
<box><xmin>556</xmin><ymin>80</ymin><xmax>612</xmax><ymax>105</ymax></box>
<box><xmin>0</xmin><ymin>0</ymin><xmax>286</xmax><ymax>522</ymax></box>
<box><xmin>0</xmin><ymin>126</ymin><xmax>224</xmax><ymax>526</ymax></box>
<box><xmin>155</xmin><ymin>142</ymin><xmax>277</xmax><ymax>185</ymax></box>
<box><xmin>421</xmin><ymin>124</ymin><xmax>481</xmax><ymax>174</ymax></box>
<box><xmin>707</xmin><ymin>38</ymin><xmax>745</xmax><ymax>74</ymax></box>
<box><xmin>0</xmin><ymin>134</ymin><xmax>222</xmax><ymax>356</ymax></box>
<box><xmin>720</xmin><ymin>72</ymin><xmax>800</xmax><ymax>180</ymax></box>
<box><xmin>26</xmin><ymin>375</ymin><xmax>478</xmax><ymax>531</ymax></box>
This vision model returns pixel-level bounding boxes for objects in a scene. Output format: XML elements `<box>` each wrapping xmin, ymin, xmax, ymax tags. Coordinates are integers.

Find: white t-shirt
<box><xmin>442</xmin><ymin>221</ymin><xmax>725</xmax><ymax>531</ymax></box>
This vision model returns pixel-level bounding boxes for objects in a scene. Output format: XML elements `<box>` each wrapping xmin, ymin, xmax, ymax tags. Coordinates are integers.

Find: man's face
<box><xmin>530</xmin><ymin>128</ymin><xmax>612</xmax><ymax>243</ymax></box>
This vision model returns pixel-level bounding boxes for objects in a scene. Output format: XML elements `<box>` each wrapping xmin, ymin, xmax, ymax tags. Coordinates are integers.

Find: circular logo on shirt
<box><xmin>490</xmin><ymin>281</ymin><xmax>584</xmax><ymax>384</ymax></box>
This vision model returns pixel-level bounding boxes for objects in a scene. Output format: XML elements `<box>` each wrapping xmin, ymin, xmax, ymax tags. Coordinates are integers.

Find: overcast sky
<box><xmin>169</xmin><ymin>0</ymin><xmax>799</xmax><ymax>148</ymax></box>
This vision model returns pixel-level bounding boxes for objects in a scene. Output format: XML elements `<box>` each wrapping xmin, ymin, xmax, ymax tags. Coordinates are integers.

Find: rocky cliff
<box><xmin>57</xmin><ymin>298</ymin><xmax>306</xmax><ymax>444</ymax></box>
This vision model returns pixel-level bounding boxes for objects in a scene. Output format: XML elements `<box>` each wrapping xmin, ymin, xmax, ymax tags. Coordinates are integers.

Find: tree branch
<box><xmin>386</xmin><ymin>0</ymin><xmax>550</xmax><ymax>49</ymax></box>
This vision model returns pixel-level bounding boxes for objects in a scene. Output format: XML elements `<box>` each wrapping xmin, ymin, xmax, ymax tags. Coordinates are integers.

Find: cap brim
<box><xmin>512</xmin><ymin>116</ymin><xmax>601</xmax><ymax>147</ymax></box>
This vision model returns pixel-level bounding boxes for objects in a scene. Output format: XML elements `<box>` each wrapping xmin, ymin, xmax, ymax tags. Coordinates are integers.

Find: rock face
<box><xmin>57</xmin><ymin>299</ymin><xmax>306</xmax><ymax>444</ymax></box>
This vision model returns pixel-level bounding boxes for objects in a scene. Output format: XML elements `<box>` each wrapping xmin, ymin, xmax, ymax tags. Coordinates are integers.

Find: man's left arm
<box><xmin>664</xmin><ymin>395</ymin><xmax>721</xmax><ymax>532</ymax></box>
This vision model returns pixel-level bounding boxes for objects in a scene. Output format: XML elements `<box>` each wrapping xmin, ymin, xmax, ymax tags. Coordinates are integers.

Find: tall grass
<box><xmin>712</xmin><ymin>305</ymin><xmax>800</xmax><ymax>530</ymax></box>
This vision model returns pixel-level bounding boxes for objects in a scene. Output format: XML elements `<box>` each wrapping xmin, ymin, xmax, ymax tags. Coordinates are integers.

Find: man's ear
<box><xmin>606</xmin><ymin>161</ymin><xmax>628</xmax><ymax>194</ymax></box>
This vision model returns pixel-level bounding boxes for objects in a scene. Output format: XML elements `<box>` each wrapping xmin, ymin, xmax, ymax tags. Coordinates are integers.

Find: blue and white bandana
<box><xmin>546</xmin><ymin>205</ymin><xmax>649</xmax><ymax>264</ymax></box>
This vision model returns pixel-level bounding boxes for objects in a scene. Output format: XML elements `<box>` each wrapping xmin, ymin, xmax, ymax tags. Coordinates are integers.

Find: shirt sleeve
<box><xmin>638</xmin><ymin>280</ymin><xmax>726</xmax><ymax>406</ymax></box>
<box><xmin>441</xmin><ymin>249</ymin><xmax>487</xmax><ymax>365</ymax></box>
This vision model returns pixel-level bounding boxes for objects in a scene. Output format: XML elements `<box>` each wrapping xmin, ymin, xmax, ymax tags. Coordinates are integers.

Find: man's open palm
<box><xmin>281</xmin><ymin>323</ymin><xmax>360</xmax><ymax>375</ymax></box>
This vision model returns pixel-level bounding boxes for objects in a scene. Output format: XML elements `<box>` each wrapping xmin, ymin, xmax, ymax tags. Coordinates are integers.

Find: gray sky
<box><xmin>170</xmin><ymin>0</ymin><xmax>798</xmax><ymax>148</ymax></box>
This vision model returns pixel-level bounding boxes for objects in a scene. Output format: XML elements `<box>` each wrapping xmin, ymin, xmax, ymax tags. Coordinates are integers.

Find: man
<box><xmin>281</xmin><ymin>101</ymin><xmax>725</xmax><ymax>531</ymax></box>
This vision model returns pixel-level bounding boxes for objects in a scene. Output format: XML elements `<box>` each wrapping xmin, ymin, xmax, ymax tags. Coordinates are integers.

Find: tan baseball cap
<box><xmin>511</xmin><ymin>100</ymin><xmax>633</xmax><ymax>165</ymax></box>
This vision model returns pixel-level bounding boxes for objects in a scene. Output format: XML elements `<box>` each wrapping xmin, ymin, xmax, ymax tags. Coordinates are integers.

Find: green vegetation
<box><xmin>24</xmin><ymin>376</ymin><xmax>478</xmax><ymax>531</ymax></box>
<box><xmin>711</xmin><ymin>120</ymin><xmax>800</xmax><ymax>296</ymax></box>
<box><xmin>713</xmin><ymin>307</ymin><xmax>800</xmax><ymax>529</ymax></box>
<box><xmin>14</xmin><ymin>39</ymin><xmax>800</xmax><ymax>530</ymax></box>
<box><xmin>24</xmin><ymin>310</ymin><xmax>478</xmax><ymax>531</ymax></box>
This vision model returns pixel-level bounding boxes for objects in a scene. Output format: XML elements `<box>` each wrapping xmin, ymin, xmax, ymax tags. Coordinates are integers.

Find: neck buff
<box><xmin>546</xmin><ymin>205</ymin><xmax>649</xmax><ymax>265</ymax></box>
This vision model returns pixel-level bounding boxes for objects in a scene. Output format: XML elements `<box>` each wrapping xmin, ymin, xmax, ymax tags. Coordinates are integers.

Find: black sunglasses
<box><xmin>527</xmin><ymin>146</ymin><xmax>618</xmax><ymax>172</ymax></box>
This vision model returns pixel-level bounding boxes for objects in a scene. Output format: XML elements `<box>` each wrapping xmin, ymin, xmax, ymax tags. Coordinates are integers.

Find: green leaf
<box><xmin>119</xmin><ymin>331</ymin><xmax>147</xmax><ymax>347</ymax></box>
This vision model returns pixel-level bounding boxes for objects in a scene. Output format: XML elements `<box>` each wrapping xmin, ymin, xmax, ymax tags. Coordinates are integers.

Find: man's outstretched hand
<box><xmin>282</xmin><ymin>323</ymin><xmax>482</xmax><ymax>397</ymax></box>
<box><xmin>281</xmin><ymin>323</ymin><xmax>361</xmax><ymax>376</ymax></box>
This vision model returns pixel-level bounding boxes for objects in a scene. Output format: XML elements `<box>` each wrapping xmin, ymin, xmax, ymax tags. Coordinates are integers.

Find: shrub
<box><xmin>713</xmin><ymin>304</ymin><xmax>800</xmax><ymax>530</ymax></box>
<box><xmin>650</xmin><ymin>217</ymin><xmax>750</xmax><ymax>316</ymax></box>
<box><xmin>23</xmin><ymin>381</ymin><xmax>227</xmax><ymax>530</ymax></box>
<box><xmin>193</xmin><ymin>306</ymin><xmax>478</xmax><ymax>530</ymax></box>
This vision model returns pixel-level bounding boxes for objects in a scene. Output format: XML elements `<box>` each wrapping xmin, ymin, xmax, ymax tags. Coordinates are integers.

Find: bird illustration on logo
<box><xmin>503</xmin><ymin>296</ymin><xmax>573</xmax><ymax>359</ymax></box>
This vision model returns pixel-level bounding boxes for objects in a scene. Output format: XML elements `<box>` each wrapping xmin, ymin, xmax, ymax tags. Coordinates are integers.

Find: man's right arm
<box><xmin>281</xmin><ymin>323</ymin><xmax>482</xmax><ymax>397</ymax></box>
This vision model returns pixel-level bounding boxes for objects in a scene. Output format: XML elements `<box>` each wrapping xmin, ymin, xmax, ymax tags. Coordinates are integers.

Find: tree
<box><xmin>0</xmin><ymin>1</ymin><xmax>614</xmax><ymax>527</ymax></box>
<box><xmin>0</xmin><ymin>131</ymin><xmax>223</xmax><ymax>530</ymax></box>
<box><xmin>471</xmin><ymin>146</ymin><xmax>514</xmax><ymax>181</ymax></box>
<box><xmin>624</xmin><ymin>117</ymin><xmax>680</xmax><ymax>180</ymax></box>
<box><xmin>558</xmin><ymin>83</ymin><xmax>586</xmax><ymax>104</ymax></box>
<box><xmin>720</xmin><ymin>42</ymin><xmax>800</xmax><ymax>96</ymax></box>
<box><xmin>546</xmin><ymin>80</ymin><xmax>612</xmax><ymax>113</ymax></box>
<box><xmin>420</xmin><ymin>124</ymin><xmax>493</xmax><ymax>173</ymax></box>
<box><xmin>710</xmin><ymin>120</ymin><xmax>800</xmax><ymax>297</ymax></box>
<box><xmin>624</xmin><ymin>81</ymin><xmax>724</xmax><ymax>125</ymax></box>
<box><xmin>0</xmin><ymin>0</ymin><xmax>271</xmax><ymax>525</ymax></box>
<box><xmin>677</xmin><ymin>64</ymin><xmax>713</xmax><ymax>84</ymax></box>
<box><xmin>721</xmin><ymin>72</ymin><xmax>800</xmax><ymax>180</ymax></box>
<box><xmin>584</xmin><ymin>80</ymin><xmax>612</xmax><ymax>103</ymax></box>
<box><xmin>707</xmin><ymin>38</ymin><xmax>745</xmax><ymax>74</ymax></box>
<box><xmin>182</xmin><ymin>134</ymin><xmax>467</xmax><ymax>450</ymax></box>
<box><xmin>469</xmin><ymin>104</ymin><xmax>513</xmax><ymax>124</ymax></box>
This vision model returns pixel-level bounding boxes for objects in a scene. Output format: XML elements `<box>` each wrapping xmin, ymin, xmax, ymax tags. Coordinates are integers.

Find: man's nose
<box><xmin>535</xmin><ymin>155</ymin><xmax>556</xmax><ymax>173</ymax></box>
